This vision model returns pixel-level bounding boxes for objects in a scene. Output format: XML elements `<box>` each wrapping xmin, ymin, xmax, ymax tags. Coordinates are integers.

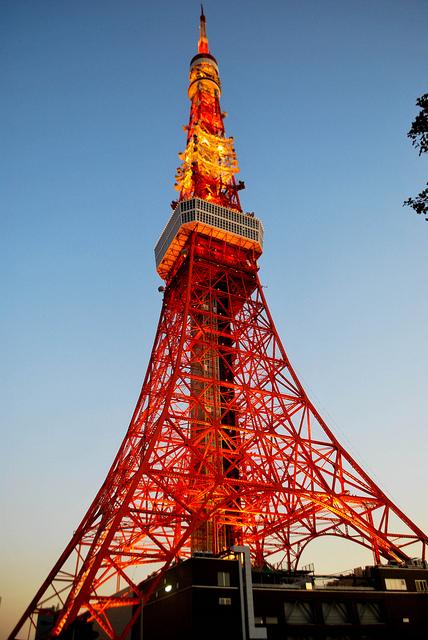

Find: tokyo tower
<box><xmin>10</xmin><ymin>8</ymin><xmax>428</xmax><ymax>640</ymax></box>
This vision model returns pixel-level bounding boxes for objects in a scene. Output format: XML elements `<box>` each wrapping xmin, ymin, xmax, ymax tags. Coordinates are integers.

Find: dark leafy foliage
<box><xmin>403</xmin><ymin>183</ymin><xmax>428</xmax><ymax>220</ymax></box>
<box><xmin>407</xmin><ymin>93</ymin><xmax>428</xmax><ymax>155</ymax></box>
<box><xmin>404</xmin><ymin>93</ymin><xmax>428</xmax><ymax>221</ymax></box>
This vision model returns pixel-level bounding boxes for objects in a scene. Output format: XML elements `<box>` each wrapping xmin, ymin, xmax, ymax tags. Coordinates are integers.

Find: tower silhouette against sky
<box><xmin>10</xmin><ymin>9</ymin><xmax>427</xmax><ymax>640</ymax></box>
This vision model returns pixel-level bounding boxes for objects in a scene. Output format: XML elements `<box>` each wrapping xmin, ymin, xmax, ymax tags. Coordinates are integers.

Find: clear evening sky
<box><xmin>1</xmin><ymin>0</ymin><xmax>427</xmax><ymax>636</ymax></box>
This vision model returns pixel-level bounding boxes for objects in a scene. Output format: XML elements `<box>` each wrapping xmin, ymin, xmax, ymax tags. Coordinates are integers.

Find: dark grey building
<box><xmin>136</xmin><ymin>549</ymin><xmax>428</xmax><ymax>640</ymax></box>
<box><xmin>37</xmin><ymin>548</ymin><xmax>428</xmax><ymax>640</ymax></box>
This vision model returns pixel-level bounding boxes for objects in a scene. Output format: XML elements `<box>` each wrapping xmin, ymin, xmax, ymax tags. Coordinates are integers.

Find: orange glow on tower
<box><xmin>198</xmin><ymin>5</ymin><xmax>209</xmax><ymax>54</ymax></box>
<box><xmin>8</xmin><ymin>9</ymin><xmax>428</xmax><ymax>640</ymax></box>
<box><xmin>175</xmin><ymin>7</ymin><xmax>243</xmax><ymax>210</ymax></box>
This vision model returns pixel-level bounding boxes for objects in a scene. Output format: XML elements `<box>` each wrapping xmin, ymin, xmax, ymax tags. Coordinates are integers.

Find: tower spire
<box><xmin>198</xmin><ymin>4</ymin><xmax>209</xmax><ymax>54</ymax></box>
<box><xmin>174</xmin><ymin>7</ymin><xmax>244</xmax><ymax>210</ymax></box>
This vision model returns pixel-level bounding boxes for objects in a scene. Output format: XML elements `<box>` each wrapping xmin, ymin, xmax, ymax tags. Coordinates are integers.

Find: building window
<box><xmin>217</xmin><ymin>571</ymin><xmax>231</xmax><ymax>587</ymax></box>
<box><xmin>265</xmin><ymin>616</ymin><xmax>278</xmax><ymax>625</ymax></box>
<box><xmin>384</xmin><ymin>578</ymin><xmax>407</xmax><ymax>591</ymax></box>
<box><xmin>322</xmin><ymin>602</ymin><xmax>351</xmax><ymax>625</ymax></box>
<box><xmin>284</xmin><ymin>601</ymin><xmax>314</xmax><ymax>624</ymax></box>
<box><xmin>415</xmin><ymin>579</ymin><xmax>428</xmax><ymax>592</ymax></box>
<box><xmin>357</xmin><ymin>602</ymin><xmax>383</xmax><ymax>624</ymax></box>
<box><xmin>219</xmin><ymin>597</ymin><xmax>231</xmax><ymax>606</ymax></box>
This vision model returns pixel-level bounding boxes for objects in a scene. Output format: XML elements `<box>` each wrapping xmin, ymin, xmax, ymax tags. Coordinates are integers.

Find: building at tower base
<box><xmin>139</xmin><ymin>555</ymin><xmax>428</xmax><ymax>640</ymax></box>
<box><xmin>38</xmin><ymin>552</ymin><xmax>428</xmax><ymax>640</ymax></box>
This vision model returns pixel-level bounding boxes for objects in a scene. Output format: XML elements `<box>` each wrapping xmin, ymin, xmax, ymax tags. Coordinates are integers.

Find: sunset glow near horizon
<box><xmin>1</xmin><ymin>1</ymin><xmax>427</xmax><ymax>637</ymax></box>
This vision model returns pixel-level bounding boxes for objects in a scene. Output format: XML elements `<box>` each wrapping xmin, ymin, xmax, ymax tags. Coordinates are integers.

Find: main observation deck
<box><xmin>155</xmin><ymin>198</ymin><xmax>264</xmax><ymax>280</ymax></box>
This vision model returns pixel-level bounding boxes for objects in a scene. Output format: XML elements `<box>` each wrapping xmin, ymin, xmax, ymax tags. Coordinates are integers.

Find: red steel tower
<box><xmin>10</xmin><ymin>9</ymin><xmax>428</xmax><ymax>640</ymax></box>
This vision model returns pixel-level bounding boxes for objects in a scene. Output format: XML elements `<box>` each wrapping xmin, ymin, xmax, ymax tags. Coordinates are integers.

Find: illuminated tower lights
<box><xmin>9</xmin><ymin>9</ymin><xmax>427</xmax><ymax>640</ymax></box>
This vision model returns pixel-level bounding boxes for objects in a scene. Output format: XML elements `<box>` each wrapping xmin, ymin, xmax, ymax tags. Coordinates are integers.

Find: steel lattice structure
<box><xmin>10</xmin><ymin>9</ymin><xmax>427</xmax><ymax>640</ymax></box>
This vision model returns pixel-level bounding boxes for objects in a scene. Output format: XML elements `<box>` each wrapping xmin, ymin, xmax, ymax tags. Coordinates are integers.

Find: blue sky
<box><xmin>1</xmin><ymin>0</ymin><xmax>427</xmax><ymax>636</ymax></box>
